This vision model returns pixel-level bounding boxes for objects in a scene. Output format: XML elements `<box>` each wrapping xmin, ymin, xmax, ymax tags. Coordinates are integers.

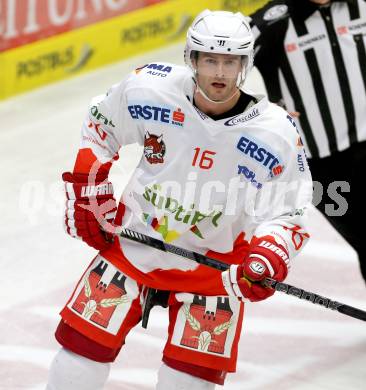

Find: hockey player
<box><xmin>47</xmin><ymin>9</ymin><xmax>313</xmax><ymax>390</ymax></box>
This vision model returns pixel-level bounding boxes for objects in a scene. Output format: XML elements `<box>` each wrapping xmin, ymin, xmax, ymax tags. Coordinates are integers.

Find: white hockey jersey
<box><xmin>74</xmin><ymin>62</ymin><xmax>313</xmax><ymax>294</ymax></box>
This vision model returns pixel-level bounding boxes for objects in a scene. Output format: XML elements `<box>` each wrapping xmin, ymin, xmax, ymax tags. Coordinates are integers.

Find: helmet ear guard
<box><xmin>185</xmin><ymin>9</ymin><xmax>254</xmax><ymax>87</ymax></box>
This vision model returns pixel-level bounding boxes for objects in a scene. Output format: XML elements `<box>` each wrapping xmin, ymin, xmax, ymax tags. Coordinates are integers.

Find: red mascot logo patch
<box><xmin>144</xmin><ymin>131</ymin><xmax>166</xmax><ymax>164</ymax></box>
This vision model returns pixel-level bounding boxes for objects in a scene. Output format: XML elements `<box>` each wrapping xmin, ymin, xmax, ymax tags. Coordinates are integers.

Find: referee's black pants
<box><xmin>308</xmin><ymin>141</ymin><xmax>366</xmax><ymax>284</ymax></box>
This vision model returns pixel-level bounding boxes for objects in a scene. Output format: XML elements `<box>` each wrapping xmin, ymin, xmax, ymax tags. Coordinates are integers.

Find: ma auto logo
<box><xmin>135</xmin><ymin>63</ymin><xmax>173</xmax><ymax>77</ymax></box>
<box><xmin>128</xmin><ymin>102</ymin><xmax>185</xmax><ymax>127</ymax></box>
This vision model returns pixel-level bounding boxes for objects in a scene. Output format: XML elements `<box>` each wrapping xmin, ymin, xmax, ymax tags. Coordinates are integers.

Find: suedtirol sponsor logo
<box><xmin>224</xmin><ymin>107</ymin><xmax>259</xmax><ymax>126</ymax></box>
<box><xmin>237</xmin><ymin>136</ymin><xmax>283</xmax><ymax>175</ymax></box>
<box><xmin>143</xmin><ymin>184</ymin><xmax>222</xmax><ymax>227</ymax></box>
<box><xmin>237</xmin><ymin>165</ymin><xmax>262</xmax><ymax>189</ymax></box>
<box><xmin>135</xmin><ymin>63</ymin><xmax>173</xmax><ymax>77</ymax></box>
<box><xmin>90</xmin><ymin>106</ymin><xmax>115</xmax><ymax>127</ymax></box>
<box><xmin>128</xmin><ymin>103</ymin><xmax>185</xmax><ymax>127</ymax></box>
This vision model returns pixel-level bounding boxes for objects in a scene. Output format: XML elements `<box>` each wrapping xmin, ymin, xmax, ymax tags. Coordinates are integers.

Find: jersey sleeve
<box><xmin>72</xmin><ymin>73</ymin><xmax>143</xmax><ymax>177</ymax></box>
<box><xmin>251</xmin><ymin>113</ymin><xmax>313</xmax><ymax>262</ymax></box>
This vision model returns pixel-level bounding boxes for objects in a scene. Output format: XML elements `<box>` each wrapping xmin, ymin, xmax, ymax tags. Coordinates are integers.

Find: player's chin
<box><xmin>209</xmin><ymin>86</ymin><xmax>228</xmax><ymax>98</ymax></box>
<box><xmin>213</xmin><ymin>91</ymin><xmax>232</xmax><ymax>102</ymax></box>
<box><xmin>207</xmin><ymin>92</ymin><xmax>225</xmax><ymax>102</ymax></box>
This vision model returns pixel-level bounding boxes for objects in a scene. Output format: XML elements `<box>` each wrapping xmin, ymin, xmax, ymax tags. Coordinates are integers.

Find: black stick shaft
<box><xmin>118</xmin><ymin>227</ymin><xmax>366</xmax><ymax>322</ymax></box>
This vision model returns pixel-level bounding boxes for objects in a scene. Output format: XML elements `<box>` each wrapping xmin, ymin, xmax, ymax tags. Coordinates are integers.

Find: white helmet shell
<box><xmin>185</xmin><ymin>9</ymin><xmax>254</xmax><ymax>84</ymax></box>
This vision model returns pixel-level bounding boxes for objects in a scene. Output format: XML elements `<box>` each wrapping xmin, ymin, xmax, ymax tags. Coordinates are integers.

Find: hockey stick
<box><xmin>117</xmin><ymin>227</ymin><xmax>366</xmax><ymax>322</ymax></box>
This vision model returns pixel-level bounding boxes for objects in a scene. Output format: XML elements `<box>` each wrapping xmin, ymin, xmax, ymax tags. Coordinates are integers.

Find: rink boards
<box><xmin>0</xmin><ymin>0</ymin><xmax>267</xmax><ymax>100</ymax></box>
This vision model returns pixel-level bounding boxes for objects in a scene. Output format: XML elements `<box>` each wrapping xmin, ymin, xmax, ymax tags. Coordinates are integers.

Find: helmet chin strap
<box><xmin>195</xmin><ymin>83</ymin><xmax>240</xmax><ymax>104</ymax></box>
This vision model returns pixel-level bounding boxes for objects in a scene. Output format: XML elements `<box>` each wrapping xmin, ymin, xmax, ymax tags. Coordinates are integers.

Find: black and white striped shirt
<box><xmin>250</xmin><ymin>0</ymin><xmax>366</xmax><ymax>158</ymax></box>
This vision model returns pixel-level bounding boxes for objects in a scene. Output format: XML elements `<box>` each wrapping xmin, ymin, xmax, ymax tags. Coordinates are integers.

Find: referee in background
<box><xmin>250</xmin><ymin>0</ymin><xmax>366</xmax><ymax>284</ymax></box>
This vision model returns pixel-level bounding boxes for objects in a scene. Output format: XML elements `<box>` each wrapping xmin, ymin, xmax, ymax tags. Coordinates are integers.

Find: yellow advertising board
<box><xmin>0</xmin><ymin>0</ymin><xmax>267</xmax><ymax>100</ymax></box>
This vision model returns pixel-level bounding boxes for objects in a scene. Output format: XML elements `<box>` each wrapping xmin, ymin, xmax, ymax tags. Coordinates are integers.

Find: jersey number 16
<box><xmin>192</xmin><ymin>147</ymin><xmax>216</xmax><ymax>170</ymax></box>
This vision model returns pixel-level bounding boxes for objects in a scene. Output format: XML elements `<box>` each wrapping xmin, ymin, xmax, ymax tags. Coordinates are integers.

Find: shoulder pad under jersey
<box><xmin>265</xmin><ymin>102</ymin><xmax>302</xmax><ymax>147</ymax></box>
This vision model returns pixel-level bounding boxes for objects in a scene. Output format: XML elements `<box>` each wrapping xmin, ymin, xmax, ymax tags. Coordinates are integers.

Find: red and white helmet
<box><xmin>185</xmin><ymin>9</ymin><xmax>254</xmax><ymax>86</ymax></box>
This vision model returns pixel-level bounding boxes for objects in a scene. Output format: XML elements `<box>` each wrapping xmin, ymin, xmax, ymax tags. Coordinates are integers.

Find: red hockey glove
<box><xmin>63</xmin><ymin>172</ymin><xmax>117</xmax><ymax>250</ymax></box>
<box><xmin>222</xmin><ymin>236</ymin><xmax>289</xmax><ymax>302</ymax></box>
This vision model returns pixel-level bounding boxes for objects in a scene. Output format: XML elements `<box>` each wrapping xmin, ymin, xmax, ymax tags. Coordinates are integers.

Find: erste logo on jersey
<box><xmin>144</xmin><ymin>131</ymin><xmax>166</xmax><ymax>164</ymax></box>
<box><xmin>135</xmin><ymin>63</ymin><xmax>172</xmax><ymax>78</ymax></box>
<box><xmin>237</xmin><ymin>135</ymin><xmax>283</xmax><ymax>177</ymax></box>
<box><xmin>128</xmin><ymin>102</ymin><xmax>185</xmax><ymax>127</ymax></box>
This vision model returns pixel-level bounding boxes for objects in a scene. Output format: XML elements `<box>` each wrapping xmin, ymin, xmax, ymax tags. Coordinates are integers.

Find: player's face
<box><xmin>193</xmin><ymin>52</ymin><xmax>243</xmax><ymax>102</ymax></box>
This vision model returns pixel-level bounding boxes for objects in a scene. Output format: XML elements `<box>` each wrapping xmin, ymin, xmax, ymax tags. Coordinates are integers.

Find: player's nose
<box><xmin>215</xmin><ymin>62</ymin><xmax>225</xmax><ymax>78</ymax></box>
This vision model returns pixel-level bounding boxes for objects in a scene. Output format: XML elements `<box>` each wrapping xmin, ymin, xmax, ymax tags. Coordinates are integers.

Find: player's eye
<box><xmin>225</xmin><ymin>60</ymin><xmax>237</xmax><ymax>66</ymax></box>
<box><xmin>205</xmin><ymin>58</ymin><xmax>216</xmax><ymax>64</ymax></box>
